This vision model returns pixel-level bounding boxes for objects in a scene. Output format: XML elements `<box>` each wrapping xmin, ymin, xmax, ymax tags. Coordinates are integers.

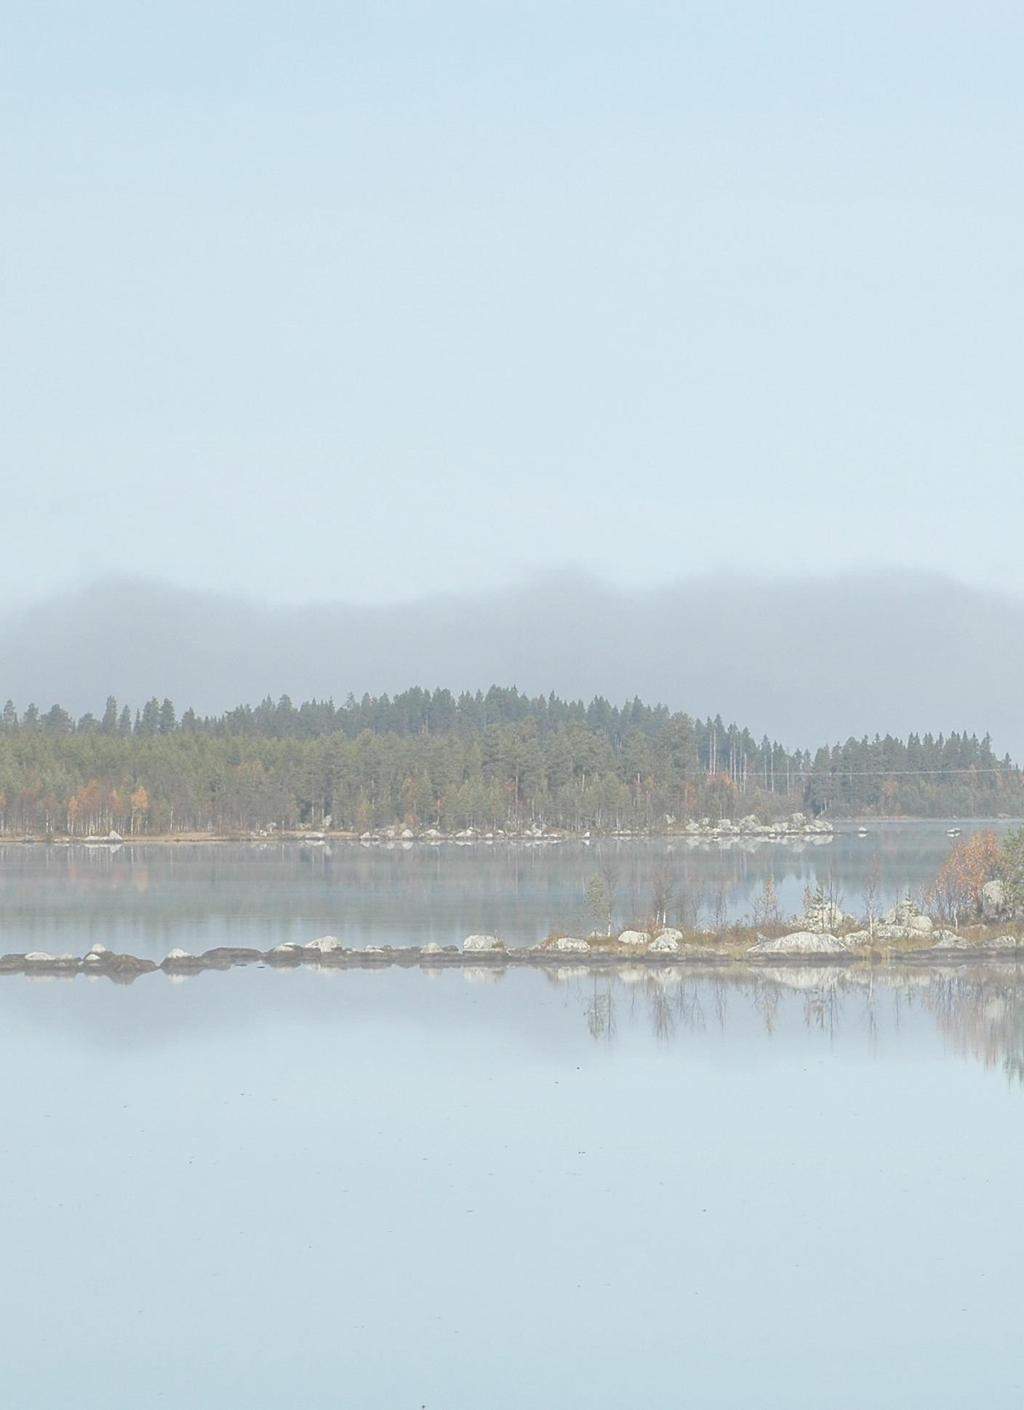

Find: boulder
<box><xmin>616</xmin><ymin>930</ymin><xmax>650</xmax><ymax>947</ymax></box>
<box><xmin>649</xmin><ymin>934</ymin><xmax>681</xmax><ymax>953</ymax></box>
<box><xmin>930</xmin><ymin>931</ymin><xmax>970</xmax><ymax>950</ymax></box>
<box><xmin>161</xmin><ymin>948</ymin><xmax>208</xmax><ymax>973</ymax></box>
<box><xmin>304</xmin><ymin>935</ymin><xmax>342</xmax><ymax>953</ymax></box>
<box><xmin>25</xmin><ymin>952</ymin><xmax>80</xmax><ymax>971</ymax></box>
<box><xmin>551</xmin><ymin>937</ymin><xmax>590</xmax><ymax>954</ymax></box>
<box><xmin>265</xmin><ymin>943</ymin><xmax>305</xmax><ymax>965</ymax></box>
<box><xmin>869</xmin><ymin>924</ymin><xmax>930</xmax><ymax>944</ymax></box>
<box><xmin>873</xmin><ymin>899</ymin><xmax>934</xmax><ymax>939</ymax></box>
<box><xmin>105</xmin><ymin>953</ymin><xmax>159</xmax><ymax>982</ymax></box>
<box><xmin>982</xmin><ymin>879</ymin><xmax>1007</xmax><ymax>921</ymax></box>
<box><xmin>199</xmin><ymin>947</ymin><xmax>264</xmax><ymax>968</ymax></box>
<box><xmin>462</xmin><ymin>935</ymin><xmax>504</xmax><ymax>953</ymax></box>
<box><xmin>980</xmin><ymin>934</ymin><xmax>1020</xmax><ymax>951</ymax></box>
<box><xmin>748</xmin><ymin>931</ymin><xmax>850</xmax><ymax>956</ymax></box>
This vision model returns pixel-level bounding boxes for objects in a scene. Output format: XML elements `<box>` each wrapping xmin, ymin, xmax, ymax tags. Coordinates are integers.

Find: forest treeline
<box><xmin>0</xmin><ymin>687</ymin><xmax>1020</xmax><ymax>835</ymax></box>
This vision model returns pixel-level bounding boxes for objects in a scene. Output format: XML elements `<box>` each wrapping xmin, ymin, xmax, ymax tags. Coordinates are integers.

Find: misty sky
<box><xmin>4</xmin><ymin>2</ymin><xmax>1024</xmax><ymax>608</ymax></box>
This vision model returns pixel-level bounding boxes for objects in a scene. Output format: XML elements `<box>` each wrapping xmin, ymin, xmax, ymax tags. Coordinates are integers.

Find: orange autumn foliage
<box><xmin>927</xmin><ymin>831</ymin><xmax>1001</xmax><ymax>924</ymax></box>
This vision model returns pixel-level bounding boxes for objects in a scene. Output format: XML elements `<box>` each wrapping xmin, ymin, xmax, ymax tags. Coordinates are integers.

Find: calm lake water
<box><xmin>0</xmin><ymin>820</ymin><xmax>1019</xmax><ymax>959</ymax></box>
<box><xmin>2</xmin><ymin>962</ymin><xmax>1022</xmax><ymax>1409</ymax></box>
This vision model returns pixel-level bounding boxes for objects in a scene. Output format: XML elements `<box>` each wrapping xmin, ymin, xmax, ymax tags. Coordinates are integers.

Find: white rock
<box><xmin>88</xmin><ymin>943</ymin><xmax>110</xmax><ymax>956</ymax></box>
<box><xmin>420</xmin><ymin>943</ymin><xmax>444</xmax><ymax>955</ymax></box>
<box><xmin>649</xmin><ymin>934</ymin><xmax>680</xmax><ymax>953</ymax></box>
<box><xmin>166</xmin><ymin>948</ymin><xmax>193</xmax><ymax>960</ymax></box>
<box><xmin>654</xmin><ymin>928</ymin><xmax>684</xmax><ymax>943</ymax></box>
<box><xmin>982</xmin><ymin>879</ymin><xmax>1007</xmax><ymax>921</ymax></box>
<box><xmin>304</xmin><ymin>935</ymin><xmax>342</xmax><ymax>953</ymax></box>
<box><xmin>24</xmin><ymin>951</ymin><xmax>55</xmax><ymax>963</ymax></box>
<box><xmin>616</xmin><ymin>930</ymin><xmax>650</xmax><ymax>947</ymax></box>
<box><xmin>463</xmin><ymin>934</ymin><xmax>504</xmax><ymax>952</ymax></box>
<box><xmin>930</xmin><ymin>931</ymin><xmax>969</xmax><ymax>949</ymax></box>
<box><xmin>552</xmin><ymin>937</ymin><xmax>591</xmax><ymax>954</ymax></box>
<box><xmin>749</xmin><ymin>931</ymin><xmax>850</xmax><ymax>955</ymax></box>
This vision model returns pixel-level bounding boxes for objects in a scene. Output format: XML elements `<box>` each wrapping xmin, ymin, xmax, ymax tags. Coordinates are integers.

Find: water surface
<box><xmin>2</xmin><ymin>963</ymin><xmax>1022</xmax><ymax>1409</ymax></box>
<box><xmin>1</xmin><ymin>819</ymin><xmax>1016</xmax><ymax>959</ymax></box>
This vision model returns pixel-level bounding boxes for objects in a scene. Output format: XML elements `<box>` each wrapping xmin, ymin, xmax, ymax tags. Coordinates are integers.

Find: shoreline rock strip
<box><xmin>0</xmin><ymin>928</ymin><xmax>1021</xmax><ymax>983</ymax></box>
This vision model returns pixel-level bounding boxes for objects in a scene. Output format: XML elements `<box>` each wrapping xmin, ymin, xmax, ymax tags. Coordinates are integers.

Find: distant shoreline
<box><xmin>3</xmin><ymin>816</ymin><xmax>1020</xmax><ymax>847</ymax></box>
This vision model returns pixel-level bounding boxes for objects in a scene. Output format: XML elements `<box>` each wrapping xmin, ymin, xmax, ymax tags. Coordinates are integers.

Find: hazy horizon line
<box><xmin>6</xmin><ymin>563</ymin><xmax>1024</xmax><ymax>618</ymax></box>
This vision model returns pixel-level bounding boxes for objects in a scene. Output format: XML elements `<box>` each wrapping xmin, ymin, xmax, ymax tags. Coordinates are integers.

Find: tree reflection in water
<box><xmin>549</xmin><ymin>962</ymin><xmax>1024</xmax><ymax>1083</ymax></box>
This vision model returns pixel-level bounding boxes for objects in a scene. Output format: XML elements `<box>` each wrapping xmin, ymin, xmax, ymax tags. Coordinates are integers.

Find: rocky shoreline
<box><xmin>3</xmin><ymin>916</ymin><xmax>1021</xmax><ymax>984</ymax></box>
<box><xmin>6</xmin><ymin>812</ymin><xmax>843</xmax><ymax>847</ymax></box>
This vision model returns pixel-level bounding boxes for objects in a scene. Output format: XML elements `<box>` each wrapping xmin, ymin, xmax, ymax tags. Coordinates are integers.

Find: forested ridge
<box><xmin>0</xmin><ymin>687</ymin><xmax>1020</xmax><ymax>836</ymax></box>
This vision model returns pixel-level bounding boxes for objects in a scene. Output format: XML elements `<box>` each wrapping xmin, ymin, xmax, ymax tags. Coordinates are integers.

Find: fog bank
<box><xmin>2</xmin><ymin>570</ymin><xmax>1019</xmax><ymax>756</ymax></box>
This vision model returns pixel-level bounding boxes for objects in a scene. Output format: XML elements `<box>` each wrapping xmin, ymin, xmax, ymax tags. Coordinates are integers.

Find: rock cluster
<box><xmin>681</xmin><ymin>812</ymin><xmax>834</xmax><ymax>839</ymax></box>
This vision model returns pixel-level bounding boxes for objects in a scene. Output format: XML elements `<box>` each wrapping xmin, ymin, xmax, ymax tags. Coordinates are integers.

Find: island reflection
<box><xmin>521</xmin><ymin>962</ymin><xmax>1024</xmax><ymax>1083</ymax></box>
